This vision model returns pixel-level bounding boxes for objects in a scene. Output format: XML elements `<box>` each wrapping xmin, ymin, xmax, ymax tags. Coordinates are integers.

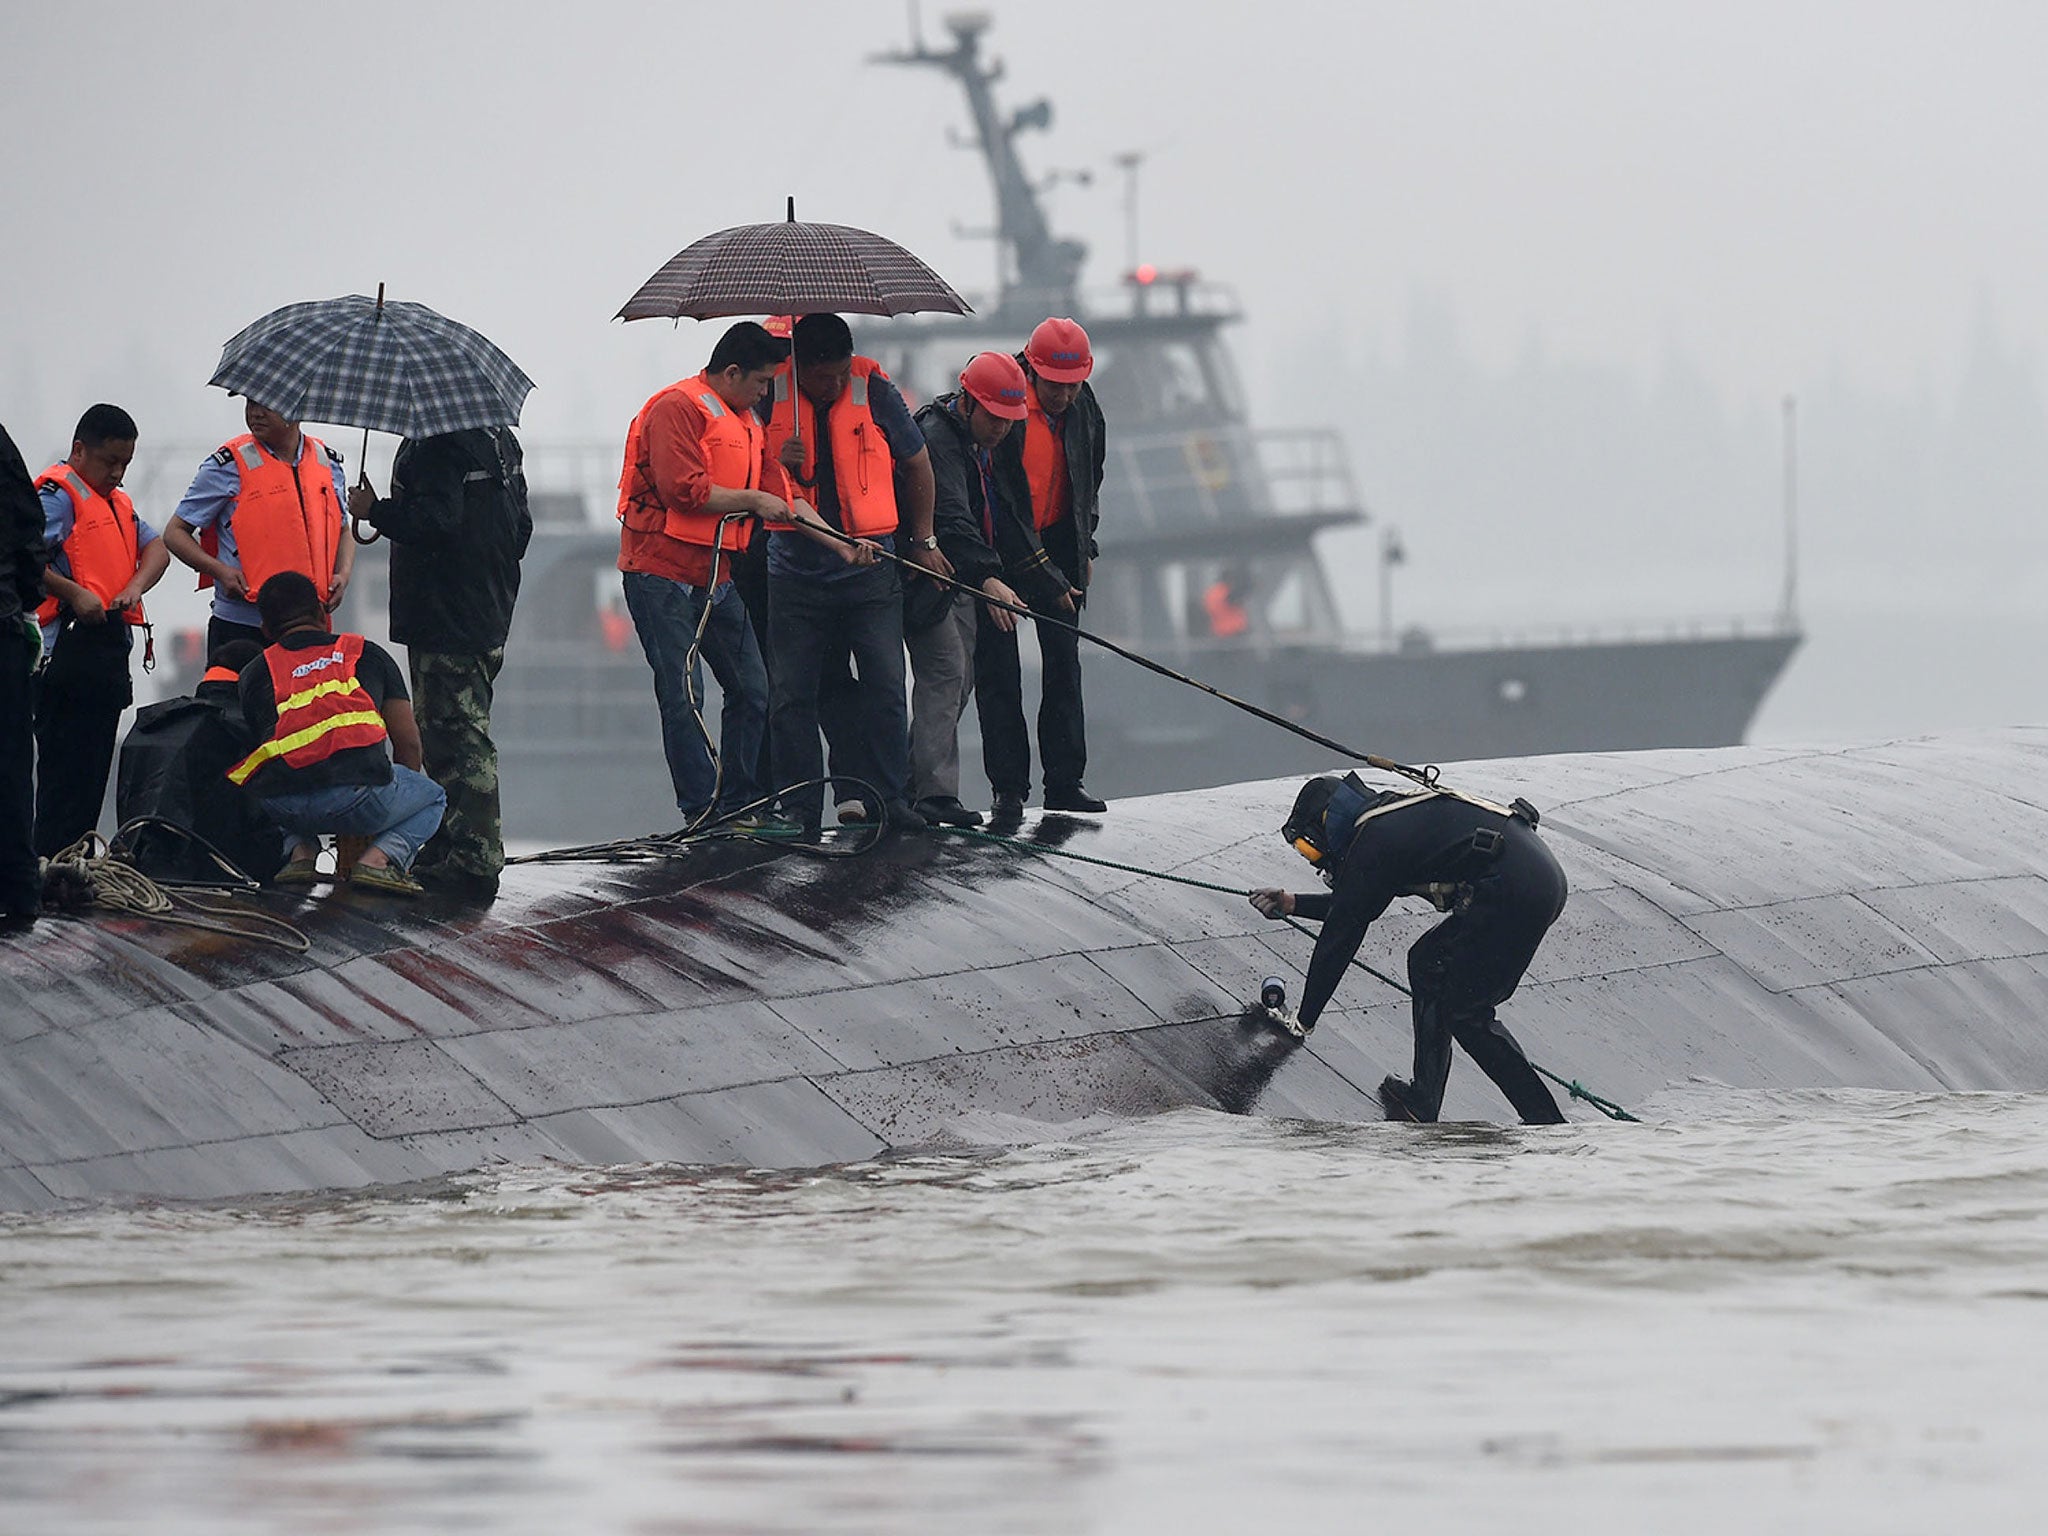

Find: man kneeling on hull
<box><xmin>228</xmin><ymin>572</ymin><xmax>444</xmax><ymax>895</ymax></box>
<box><xmin>1250</xmin><ymin>774</ymin><xmax>1569</xmax><ymax>1124</ymax></box>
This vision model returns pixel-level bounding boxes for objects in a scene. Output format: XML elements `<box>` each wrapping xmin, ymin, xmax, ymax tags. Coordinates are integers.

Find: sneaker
<box><xmin>1043</xmin><ymin>784</ymin><xmax>1107</xmax><ymax>813</ymax></box>
<box><xmin>882</xmin><ymin>800</ymin><xmax>928</xmax><ymax>832</ymax></box>
<box><xmin>836</xmin><ymin>801</ymin><xmax>876</xmax><ymax>825</ymax></box>
<box><xmin>989</xmin><ymin>790</ymin><xmax>1026</xmax><ymax>825</ymax></box>
<box><xmin>350</xmin><ymin>862</ymin><xmax>425</xmax><ymax>897</ymax></box>
<box><xmin>914</xmin><ymin>795</ymin><xmax>984</xmax><ymax>829</ymax></box>
<box><xmin>728</xmin><ymin>809</ymin><xmax>807</xmax><ymax>839</ymax></box>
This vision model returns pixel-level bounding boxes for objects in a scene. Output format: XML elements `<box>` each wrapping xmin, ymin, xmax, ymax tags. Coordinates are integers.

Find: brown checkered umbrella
<box><xmin>617</xmin><ymin>199</ymin><xmax>970</xmax><ymax>321</ymax></box>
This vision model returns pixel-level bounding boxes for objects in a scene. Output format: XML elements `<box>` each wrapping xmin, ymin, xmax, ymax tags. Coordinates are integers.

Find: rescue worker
<box><xmin>613</xmin><ymin>320</ymin><xmax>825</xmax><ymax>837</ymax></box>
<box><xmin>759</xmin><ymin>313</ymin><xmax>942</xmax><ymax>838</ymax></box>
<box><xmin>1249</xmin><ymin>773</ymin><xmax>1570</xmax><ymax>1125</ymax></box>
<box><xmin>0</xmin><ymin>422</ymin><xmax>44</xmax><ymax>922</ymax></box>
<box><xmin>905</xmin><ymin>352</ymin><xmax>1030</xmax><ymax>827</ymax></box>
<box><xmin>350</xmin><ymin>424</ymin><xmax>535</xmax><ymax>898</ymax></box>
<box><xmin>31</xmin><ymin>404</ymin><xmax>171</xmax><ymax>856</ymax></box>
<box><xmin>229</xmin><ymin>572</ymin><xmax>444</xmax><ymax>896</ymax></box>
<box><xmin>979</xmin><ymin>316</ymin><xmax>1109</xmax><ymax>818</ymax></box>
<box><xmin>163</xmin><ymin>399</ymin><xmax>353</xmax><ymax>653</ymax></box>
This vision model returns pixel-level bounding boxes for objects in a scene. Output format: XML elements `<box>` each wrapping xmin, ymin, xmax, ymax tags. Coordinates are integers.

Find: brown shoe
<box><xmin>350</xmin><ymin>862</ymin><xmax>424</xmax><ymax>897</ymax></box>
<box><xmin>273</xmin><ymin>857</ymin><xmax>323</xmax><ymax>887</ymax></box>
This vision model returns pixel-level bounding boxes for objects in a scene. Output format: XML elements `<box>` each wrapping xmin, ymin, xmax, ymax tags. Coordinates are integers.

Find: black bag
<box><xmin>115</xmin><ymin>695</ymin><xmax>286</xmax><ymax>883</ymax></box>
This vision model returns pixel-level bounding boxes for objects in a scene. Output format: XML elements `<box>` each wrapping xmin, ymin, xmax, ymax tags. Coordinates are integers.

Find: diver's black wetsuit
<box><xmin>1290</xmin><ymin>795</ymin><xmax>1568</xmax><ymax>1124</ymax></box>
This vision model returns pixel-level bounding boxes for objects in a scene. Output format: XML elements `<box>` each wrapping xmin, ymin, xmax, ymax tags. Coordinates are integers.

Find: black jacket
<box><xmin>989</xmin><ymin>360</ymin><xmax>1106</xmax><ymax>600</ymax></box>
<box><xmin>0</xmin><ymin>423</ymin><xmax>46</xmax><ymax>626</ymax></box>
<box><xmin>914</xmin><ymin>393</ymin><xmax>1010</xmax><ymax>582</ymax></box>
<box><xmin>366</xmin><ymin>428</ymin><xmax>531</xmax><ymax>653</ymax></box>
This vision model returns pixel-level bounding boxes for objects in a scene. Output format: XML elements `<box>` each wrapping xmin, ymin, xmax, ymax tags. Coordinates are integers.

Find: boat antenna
<box><xmin>1112</xmin><ymin>149</ymin><xmax>1144</xmax><ymax>274</ymax></box>
<box><xmin>874</xmin><ymin>13</ymin><xmax>1086</xmax><ymax>315</ymax></box>
<box><xmin>1779</xmin><ymin>393</ymin><xmax>1799</xmax><ymax>626</ymax></box>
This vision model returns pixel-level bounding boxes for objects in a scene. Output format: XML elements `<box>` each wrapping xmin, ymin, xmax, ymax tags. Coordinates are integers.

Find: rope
<box><xmin>929</xmin><ymin>824</ymin><xmax>1640</xmax><ymax>1122</ymax></box>
<box><xmin>41</xmin><ymin>833</ymin><xmax>312</xmax><ymax>953</ymax></box>
<box><xmin>744</xmin><ymin>510</ymin><xmax>1448</xmax><ymax>792</ymax></box>
<box><xmin>508</xmin><ymin>776</ymin><xmax>889</xmax><ymax>866</ymax></box>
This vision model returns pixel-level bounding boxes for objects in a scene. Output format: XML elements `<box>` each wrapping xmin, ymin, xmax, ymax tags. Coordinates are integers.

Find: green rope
<box><xmin>930</xmin><ymin>824</ymin><xmax>1642</xmax><ymax>1123</ymax></box>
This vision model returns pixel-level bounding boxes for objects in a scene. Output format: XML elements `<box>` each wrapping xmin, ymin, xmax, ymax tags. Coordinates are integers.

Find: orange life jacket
<box><xmin>33</xmin><ymin>463</ymin><xmax>147</xmax><ymax>628</ymax></box>
<box><xmin>616</xmin><ymin>373</ymin><xmax>762</xmax><ymax>551</ymax></box>
<box><xmin>1203</xmin><ymin>580</ymin><xmax>1249</xmax><ymax>638</ymax></box>
<box><xmin>764</xmin><ymin>357</ymin><xmax>899</xmax><ymax>537</ymax></box>
<box><xmin>1022</xmin><ymin>383</ymin><xmax>1071</xmax><ymax>533</ymax></box>
<box><xmin>199</xmin><ymin>433</ymin><xmax>343</xmax><ymax>605</ymax></box>
<box><xmin>226</xmin><ymin>633</ymin><xmax>389</xmax><ymax>787</ymax></box>
<box><xmin>201</xmin><ymin>664</ymin><xmax>240</xmax><ymax>685</ymax></box>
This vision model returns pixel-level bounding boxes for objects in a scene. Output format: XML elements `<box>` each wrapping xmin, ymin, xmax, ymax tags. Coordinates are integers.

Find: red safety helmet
<box><xmin>1025</xmin><ymin>316</ymin><xmax>1094</xmax><ymax>383</ymax></box>
<box><xmin>960</xmin><ymin>351</ymin><xmax>1030</xmax><ymax>420</ymax></box>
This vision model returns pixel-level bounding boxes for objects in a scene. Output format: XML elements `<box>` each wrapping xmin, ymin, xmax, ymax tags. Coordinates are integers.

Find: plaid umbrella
<box><xmin>617</xmin><ymin>202</ymin><xmax>970</xmax><ymax>321</ymax></box>
<box><xmin>208</xmin><ymin>291</ymin><xmax>534</xmax><ymax>438</ymax></box>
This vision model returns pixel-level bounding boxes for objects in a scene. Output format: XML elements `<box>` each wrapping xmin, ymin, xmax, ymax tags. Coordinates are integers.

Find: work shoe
<box><xmin>1043</xmin><ymin>784</ymin><xmax>1107</xmax><ymax>813</ymax></box>
<box><xmin>882</xmin><ymin>800</ymin><xmax>928</xmax><ymax>833</ymax></box>
<box><xmin>728</xmin><ymin>809</ymin><xmax>807</xmax><ymax>839</ymax></box>
<box><xmin>835</xmin><ymin>801</ymin><xmax>876</xmax><ymax>825</ymax></box>
<box><xmin>989</xmin><ymin>790</ymin><xmax>1026</xmax><ymax>826</ymax></box>
<box><xmin>350</xmin><ymin>862</ymin><xmax>425</xmax><ymax>897</ymax></box>
<box><xmin>914</xmin><ymin>795</ymin><xmax>984</xmax><ymax>828</ymax></box>
<box><xmin>414</xmin><ymin>864</ymin><xmax>500</xmax><ymax>901</ymax></box>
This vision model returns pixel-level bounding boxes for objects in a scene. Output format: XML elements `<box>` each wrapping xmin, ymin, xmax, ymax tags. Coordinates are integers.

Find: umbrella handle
<box><xmin>350</xmin><ymin>436</ymin><xmax>383</xmax><ymax>545</ymax></box>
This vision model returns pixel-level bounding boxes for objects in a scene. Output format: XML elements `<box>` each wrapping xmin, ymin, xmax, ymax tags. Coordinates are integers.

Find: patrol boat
<box><xmin>151</xmin><ymin>18</ymin><xmax>1799</xmax><ymax>844</ymax></box>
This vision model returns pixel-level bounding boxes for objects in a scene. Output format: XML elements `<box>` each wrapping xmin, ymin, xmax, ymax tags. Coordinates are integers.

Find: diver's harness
<box><xmin>1323</xmin><ymin>773</ymin><xmax>1543</xmax><ymax>912</ymax></box>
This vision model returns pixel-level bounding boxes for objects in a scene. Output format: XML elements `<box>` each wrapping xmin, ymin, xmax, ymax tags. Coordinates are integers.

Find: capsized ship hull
<box><xmin>6</xmin><ymin>727</ymin><xmax>2048</xmax><ymax>1211</ymax></box>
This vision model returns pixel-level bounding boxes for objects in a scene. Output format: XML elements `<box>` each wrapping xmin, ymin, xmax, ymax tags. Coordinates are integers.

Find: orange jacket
<box><xmin>201</xmin><ymin>434</ymin><xmax>344</xmax><ymax>605</ymax></box>
<box><xmin>764</xmin><ymin>357</ymin><xmax>899</xmax><ymax>537</ymax></box>
<box><xmin>227</xmin><ymin>633</ymin><xmax>389</xmax><ymax>787</ymax></box>
<box><xmin>1021</xmin><ymin>383</ymin><xmax>1072</xmax><ymax>533</ymax></box>
<box><xmin>618</xmin><ymin>373</ymin><xmax>765</xmax><ymax>553</ymax></box>
<box><xmin>1203</xmin><ymin>580</ymin><xmax>1249</xmax><ymax>638</ymax></box>
<box><xmin>33</xmin><ymin>463</ymin><xmax>147</xmax><ymax>627</ymax></box>
<box><xmin>201</xmin><ymin>664</ymin><xmax>240</xmax><ymax>685</ymax></box>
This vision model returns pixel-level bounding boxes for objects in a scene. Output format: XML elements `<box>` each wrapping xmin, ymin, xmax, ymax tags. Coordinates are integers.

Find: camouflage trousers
<box><xmin>408</xmin><ymin>649</ymin><xmax>505</xmax><ymax>879</ymax></box>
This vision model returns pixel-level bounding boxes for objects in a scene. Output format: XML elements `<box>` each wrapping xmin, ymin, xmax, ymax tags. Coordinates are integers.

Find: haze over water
<box><xmin>5</xmin><ymin>1091</ymin><xmax>2046</xmax><ymax>1532</ymax></box>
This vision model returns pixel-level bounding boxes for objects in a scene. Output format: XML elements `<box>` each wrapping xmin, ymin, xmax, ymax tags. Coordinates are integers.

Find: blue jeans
<box><xmin>767</xmin><ymin>561</ymin><xmax>910</xmax><ymax>829</ymax></box>
<box><xmin>622</xmin><ymin>570</ymin><xmax>768</xmax><ymax>818</ymax></box>
<box><xmin>259</xmin><ymin>765</ymin><xmax>447</xmax><ymax>869</ymax></box>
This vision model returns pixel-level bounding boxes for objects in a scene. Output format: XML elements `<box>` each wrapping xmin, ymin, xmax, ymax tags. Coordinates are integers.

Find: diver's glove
<box><xmin>1264</xmin><ymin>1005</ymin><xmax>1306</xmax><ymax>1039</ymax></box>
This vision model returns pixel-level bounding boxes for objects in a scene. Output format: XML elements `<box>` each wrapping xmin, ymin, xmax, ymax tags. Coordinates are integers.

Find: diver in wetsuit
<box><xmin>1249</xmin><ymin>774</ymin><xmax>1569</xmax><ymax>1125</ymax></box>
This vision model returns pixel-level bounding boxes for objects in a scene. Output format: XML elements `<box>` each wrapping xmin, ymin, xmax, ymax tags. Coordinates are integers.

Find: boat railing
<box><xmin>1147</xmin><ymin>611</ymin><xmax>1801</xmax><ymax>657</ymax></box>
<box><xmin>1110</xmin><ymin>424</ymin><xmax>1366</xmax><ymax>532</ymax></box>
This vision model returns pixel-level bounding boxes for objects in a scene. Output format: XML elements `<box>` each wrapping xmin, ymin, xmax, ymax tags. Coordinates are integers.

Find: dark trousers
<box><xmin>32</xmin><ymin>624</ymin><xmax>131</xmax><ymax>858</ymax></box>
<box><xmin>767</xmin><ymin>563</ymin><xmax>908</xmax><ymax>829</ymax></box>
<box><xmin>974</xmin><ymin>594</ymin><xmax>1086</xmax><ymax>799</ymax></box>
<box><xmin>1404</xmin><ymin>831</ymin><xmax>1569</xmax><ymax>1125</ymax></box>
<box><xmin>206</xmin><ymin>614</ymin><xmax>268</xmax><ymax>655</ymax></box>
<box><xmin>623</xmin><ymin>571</ymin><xmax>770</xmax><ymax>819</ymax></box>
<box><xmin>409</xmin><ymin>648</ymin><xmax>506</xmax><ymax>878</ymax></box>
<box><xmin>0</xmin><ymin>624</ymin><xmax>38</xmax><ymax>913</ymax></box>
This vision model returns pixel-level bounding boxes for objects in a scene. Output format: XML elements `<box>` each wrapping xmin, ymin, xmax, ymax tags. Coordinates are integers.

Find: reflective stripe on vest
<box><xmin>32</xmin><ymin>463</ymin><xmax>146</xmax><ymax>627</ymax></box>
<box><xmin>615</xmin><ymin>375</ymin><xmax>759</xmax><ymax>553</ymax></box>
<box><xmin>216</xmin><ymin>434</ymin><xmax>343</xmax><ymax>606</ymax></box>
<box><xmin>226</xmin><ymin>634</ymin><xmax>389</xmax><ymax>786</ymax></box>
<box><xmin>764</xmin><ymin>357</ymin><xmax>898</xmax><ymax>537</ymax></box>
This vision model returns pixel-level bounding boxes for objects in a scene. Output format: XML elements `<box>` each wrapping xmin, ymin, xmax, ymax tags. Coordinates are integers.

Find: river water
<box><xmin>3</xmin><ymin>1087</ymin><xmax>2045</xmax><ymax>1534</ymax></box>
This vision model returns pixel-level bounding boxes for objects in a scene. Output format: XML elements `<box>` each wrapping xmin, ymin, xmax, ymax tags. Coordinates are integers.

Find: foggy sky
<box><xmin>4</xmin><ymin>0</ymin><xmax>2045</xmax><ymax>740</ymax></box>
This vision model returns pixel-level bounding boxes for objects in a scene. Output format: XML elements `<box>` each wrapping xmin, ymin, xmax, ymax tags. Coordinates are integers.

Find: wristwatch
<box><xmin>917</xmin><ymin>535</ymin><xmax>940</xmax><ymax>550</ymax></box>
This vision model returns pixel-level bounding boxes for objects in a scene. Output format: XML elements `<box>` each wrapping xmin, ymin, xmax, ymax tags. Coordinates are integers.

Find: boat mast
<box><xmin>875</xmin><ymin>13</ymin><xmax>1087</xmax><ymax>317</ymax></box>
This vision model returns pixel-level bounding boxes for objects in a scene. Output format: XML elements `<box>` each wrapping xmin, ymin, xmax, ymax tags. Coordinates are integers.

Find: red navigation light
<box><xmin>1132</xmin><ymin>263</ymin><xmax>1158</xmax><ymax>285</ymax></box>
